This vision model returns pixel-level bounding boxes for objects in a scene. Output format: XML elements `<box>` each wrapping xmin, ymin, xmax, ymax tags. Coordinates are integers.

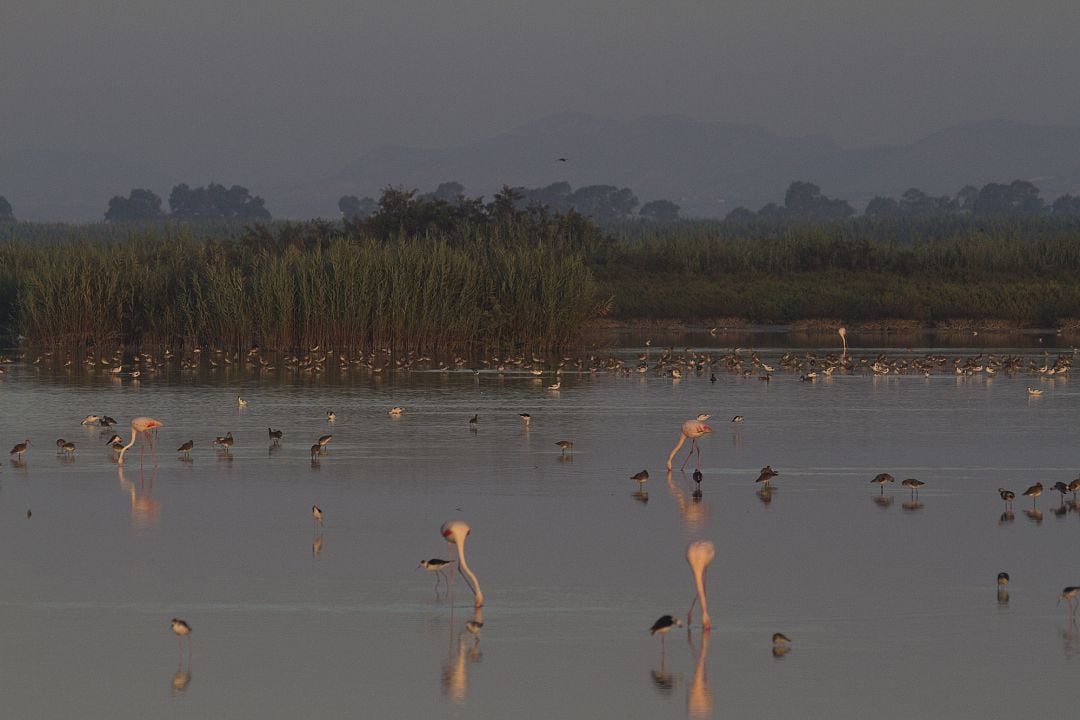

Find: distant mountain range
<box><xmin>4</xmin><ymin>114</ymin><xmax>1080</xmax><ymax>221</ymax></box>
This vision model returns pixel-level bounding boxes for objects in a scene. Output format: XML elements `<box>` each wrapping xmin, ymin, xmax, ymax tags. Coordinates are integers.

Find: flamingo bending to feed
<box><xmin>686</xmin><ymin>540</ymin><xmax>716</xmax><ymax>631</ymax></box>
<box><xmin>117</xmin><ymin>417</ymin><xmax>163</xmax><ymax>465</ymax></box>
<box><xmin>667</xmin><ymin>419</ymin><xmax>713</xmax><ymax>470</ymax></box>
<box><xmin>441</xmin><ymin>520</ymin><xmax>484</xmax><ymax>607</ymax></box>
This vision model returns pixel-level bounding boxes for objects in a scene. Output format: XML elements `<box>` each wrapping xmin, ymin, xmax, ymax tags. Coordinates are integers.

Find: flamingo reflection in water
<box><xmin>667</xmin><ymin>418</ymin><xmax>712</xmax><ymax>471</ymax></box>
<box><xmin>442</xmin><ymin>606</ymin><xmax>483</xmax><ymax>704</ymax></box>
<box><xmin>117</xmin><ymin>417</ymin><xmax>164</xmax><ymax>466</ymax></box>
<box><xmin>686</xmin><ymin>540</ymin><xmax>716</xmax><ymax>631</ymax></box>
<box><xmin>441</xmin><ymin>520</ymin><xmax>484</xmax><ymax>607</ymax></box>
<box><xmin>118</xmin><ymin>465</ymin><xmax>162</xmax><ymax>530</ymax></box>
<box><xmin>687</xmin><ymin>628</ymin><xmax>713</xmax><ymax>719</ymax></box>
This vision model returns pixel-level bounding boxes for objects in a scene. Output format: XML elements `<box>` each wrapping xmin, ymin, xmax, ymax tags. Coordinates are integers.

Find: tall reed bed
<box><xmin>1</xmin><ymin>232</ymin><xmax>595</xmax><ymax>352</ymax></box>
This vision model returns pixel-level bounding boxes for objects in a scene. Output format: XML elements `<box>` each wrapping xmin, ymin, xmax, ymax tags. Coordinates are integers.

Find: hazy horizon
<box><xmin>4</xmin><ymin>1</ymin><xmax>1080</xmax><ymax>219</ymax></box>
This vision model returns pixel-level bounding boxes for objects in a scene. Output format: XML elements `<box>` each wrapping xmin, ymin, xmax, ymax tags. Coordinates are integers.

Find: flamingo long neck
<box><xmin>456</xmin><ymin>542</ymin><xmax>484</xmax><ymax>608</ymax></box>
<box><xmin>693</xmin><ymin>565</ymin><xmax>711</xmax><ymax>630</ymax></box>
<box><xmin>117</xmin><ymin>426</ymin><xmax>139</xmax><ymax>465</ymax></box>
<box><xmin>667</xmin><ymin>433</ymin><xmax>688</xmax><ymax>470</ymax></box>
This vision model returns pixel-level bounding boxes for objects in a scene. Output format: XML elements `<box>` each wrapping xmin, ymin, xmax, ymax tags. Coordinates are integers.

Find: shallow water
<box><xmin>1</xmin><ymin>343</ymin><xmax>1078</xmax><ymax>719</ymax></box>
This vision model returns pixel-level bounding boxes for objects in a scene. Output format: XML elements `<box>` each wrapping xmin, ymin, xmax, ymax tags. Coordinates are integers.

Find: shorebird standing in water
<box><xmin>902</xmin><ymin>478</ymin><xmax>926</xmax><ymax>498</ymax></box>
<box><xmin>1058</xmin><ymin>586</ymin><xmax>1079</xmax><ymax>615</ymax></box>
<box><xmin>317</xmin><ymin>434</ymin><xmax>333</xmax><ymax>447</ymax></box>
<box><xmin>177</xmin><ymin>440</ymin><xmax>194</xmax><ymax>456</ymax></box>
<box><xmin>213</xmin><ymin>432</ymin><xmax>234</xmax><ymax>454</ymax></box>
<box><xmin>871</xmin><ymin>473</ymin><xmax>895</xmax><ymax>494</ymax></box>
<box><xmin>1022</xmin><ymin>482</ymin><xmax>1043</xmax><ymax>508</ymax></box>
<box><xmin>268</xmin><ymin>428</ymin><xmax>283</xmax><ymax>444</ymax></box>
<box><xmin>998</xmin><ymin>488</ymin><xmax>1016</xmax><ymax>509</ymax></box>
<box><xmin>650</xmin><ymin>615</ymin><xmax>683</xmax><ymax>653</ymax></box>
<box><xmin>519</xmin><ymin>413</ymin><xmax>531</xmax><ymax>426</ymax></box>
<box><xmin>312</xmin><ymin>505</ymin><xmax>324</xmax><ymax>528</ymax></box>
<box><xmin>418</xmin><ymin>558</ymin><xmax>453</xmax><ymax>592</ymax></box>
<box><xmin>10</xmin><ymin>440</ymin><xmax>31</xmax><ymax>459</ymax></box>
<box><xmin>772</xmin><ymin>632</ymin><xmax>792</xmax><ymax>657</ymax></box>
<box><xmin>326</xmin><ymin>410</ymin><xmax>336</xmax><ymax>423</ymax></box>
<box><xmin>631</xmin><ymin>470</ymin><xmax>649</xmax><ymax>488</ymax></box>
<box><xmin>755</xmin><ymin>466</ymin><xmax>778</xmax><ymax>486</ymax></box>
<box><xmin>556</xmin><ymin>440</ymin><xmax>573</xmax><ymax>456</ymax></box>
<box><xmin>171</xmin><ymin>618</ymin><xmax>192</xmax><ymax>656</ymax></box>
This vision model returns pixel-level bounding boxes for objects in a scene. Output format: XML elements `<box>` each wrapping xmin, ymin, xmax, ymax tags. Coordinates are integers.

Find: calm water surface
<box><xmin>1</xmin><ymin>340</ymin><xmax>1078</xmax><ymax>719</ymax></box>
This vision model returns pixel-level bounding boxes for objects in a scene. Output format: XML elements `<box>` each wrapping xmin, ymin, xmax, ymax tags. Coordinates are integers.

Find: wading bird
<box><xmin>667</xmin><ymin>419</ymin><xmax>713</xmax><ymax>471</ymax></box>
<box><xmin>650</xmin><ymin>615</ymin><xmax>683</xmax><ymax>652</ymax></box>
<box><xmin>902</xmin><ymin>478</ymin><xmax>926</xmax><ymax>498</ymax></box>
<box><xmin>998</xmin><ymin>488</ymin><xmax>1015</xmax><ymax>509</ymax></box>
<box><xmin>176</xmin><ymin>440</ymin><xmax>194</xmax><ymax>456</ymax></box>
<box><xmin>10</xmin><ymin>440</ymin><xmax>31</xmax><ymax>459</ymax></box>
<box><xmin>312</xmin><ymin>505</ymin><xmax>323</xmax><ymax>528</ymax></box>
<box><xmin>1058</xmin><ymin>586</ymin><xmax>1079</xmax><ymax>615</ymax></box>
<box><xmin>631</xmin><ymin>470</ymin><xmax>649</xmax><ymax>488</ymax></box>
<box><xmin>686</xmin><ymin>540</ymin><xmax>716</xmax><ymax>631</ymax></box>
<box><xmin>1022</xmin><ymin>482</ymin><xmax>1043</xmax><ymax>508</ymax></box>
<box><xmin>117</xmin><ymin>418</ymin><xmax>163</xmax><ymax>465</ymax></box>
<box><xmin>418</xmin><ymin>558</ymin><xmax>453</xmax><ymax>592</ymax></box>
<box><xmin>268</xmin><ymin>428</ymin><xmax>282</xmax><ymax>444</ymax></box>
<box><xmin>441</xmin><ymin>520</ymin><xmax>484</xmax><ymax>607</ymax></box>
<box><xmin>171</xmin><ymin>618</ymin><xmax>192</xmax><ymax>655</ymax></box>
<box><xmin>556</xmin><ymin>440</ymin><xmax>573</xmax><ymax>456</ymax></box>
<box><xmin>871</xmin><ymin>473</ymin><xmax>895</xmax><ymax>495</ymax></box>
<box><xmin>755</xmin><ymin>466</ymin><xmax>778</xmax><ymax>486</ymax></box>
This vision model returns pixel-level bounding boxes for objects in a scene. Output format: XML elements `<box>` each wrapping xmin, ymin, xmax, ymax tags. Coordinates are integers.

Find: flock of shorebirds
<box><xmin>5</xmin><ymin>330</ymin><xmax>1080</xmax><ymax>662</ymax></box>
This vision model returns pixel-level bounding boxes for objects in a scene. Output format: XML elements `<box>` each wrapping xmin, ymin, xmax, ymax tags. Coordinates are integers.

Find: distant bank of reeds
<box><xmin>0</xmin><ymin>228</ymin><xmax>594</xmax><ymax>352</ymax></box>
<box><xmin>5</xmin><ymin>216</ymin><xmax>1080</xmax><ymax>349</ymax></box>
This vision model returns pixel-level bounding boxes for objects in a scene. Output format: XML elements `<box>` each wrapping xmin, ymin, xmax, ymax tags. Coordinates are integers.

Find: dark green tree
<box><xmin>783</xmin><ymin>181</ymin><xmax>854</xmax><ymax>219</ymax></box>
<box><xmin>568</xmin><ymin>185</ymin><xmax>639</xmax><ymax>221</ymax></box>
<box><xmin>971</xmin><ymin>180</ymin><xmax>1044</xmax><ymax>217</ymax></box>
<box><xmin>0</xmin><ymin>195</ymin><xmax>13</xmax><ymax>222</ymax></box>
<box><xmin>105</xmin><ymin>188</ymin><xmax>165</xmax><ymax>221</ymax></box>
<box><xmin>864</xmin><ymin>196</ymin><xmax>899</xmax><ymax>217</ymax></box>
<box><xmin>639</xmin><ymin>199</ymin><xmax>680</xmax><ymax>222</ymax></box>
<box><xmin>169</xmin><ymin>182</ymin><xmax>271</xmax><ymax>221</ymax></box>
<box><xmin>1052</xmin><ymin>194</ymin><xmax>1080</xmax><ymax>215</ymax></box>
<box><xmin>338</xmin><ymin>195</ymin><xmax>378</xmax><ymax>219</ymax></box>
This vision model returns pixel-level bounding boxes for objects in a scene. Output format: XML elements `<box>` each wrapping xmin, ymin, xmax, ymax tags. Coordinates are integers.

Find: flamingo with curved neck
<box><xmin>838</xmin><ymin>327</ymin><xmax>848</xmax><ymax>357</ymax></box>
<box><xmin>686</xmin><ymin>540</ymin><xmax>716</xmax><ymax>631</ymax></box>
<box><xmin>441</xmin><ymin>520</ymin><xmax>484</xmax><ymax>607</ymax></box>
<box><xmin>117</xmin><ymin>417</ymin><xmax>164</xmax><ymax>465</ymax></box>
<box><xmin>667</xmin><ymin>419</ymin><xmax>713</xmax><ymax>470</ymax></box>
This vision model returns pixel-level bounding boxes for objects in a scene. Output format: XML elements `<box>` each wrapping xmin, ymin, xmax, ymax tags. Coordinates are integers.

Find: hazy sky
<box><xmin>3</xmin><ymin>0</ymin><xmax>1079</xmax><ymax>180</ymax></box>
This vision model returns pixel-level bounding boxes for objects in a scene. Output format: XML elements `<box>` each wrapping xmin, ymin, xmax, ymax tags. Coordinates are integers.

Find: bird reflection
<box><xmin>667</xmin><ymin>471</ymin><xmax>708</xmax><ymax>532</ymax></box>
<box><xmin>1023</xmin><ymin>508</ymin><xmax>1044</xmax><ymax>525</ymax></box>
<box><xmin>1062</xmin><ymin>617</ymin><xmax>1079</xmax><ymax>658</ymax></box>
<box><xmin>1051</xmin><ymin>502</ymin><xmax>1069</xmax><ymax>519</ymax></box>
<box><xmin>171</xmin><ymin>665</ymin><xmax>192</xmax><ymax>696</ymax></box>
<box><xmin>632</xmin><ymin>490</ymin><xmax>650</xmax><ymax>504</ymax></box>
<box><xmin>118</xmin><ymin>466</ymin><xmax>161</xmax><ymax>530</ymax></box>
<box><xmin>873</xmin><ymin>495</ymin><xmax>894</xmax><ymax>508</ymax></box>
<box><xmin>997</xmin><ymin>588</ymin><xmax>1010</xmax><ymax>605</ymax></box>
<box><xmin>687</xmin><ymin>629</ymin><xmax>713</xmax><ymax>719</ymax></box>
<box><xmin>312</xmin><ymin>533</ymin><xmax>324</xmax><ymax>558</ymax></box>
<box><xmin>441</xmin><ymin>606</ymin><xmax>483</xmax><ymax>704</ymax></box>
<box><xmin>756</xmin><ymin>486</ymin><xmax>774</xmax><ymax>505</ymax></box>
<box><xmin>998</xmin><ymin>510</ymin><xmax>1015</xmax><ymax>525</ymax></box>
<box><xmin>902</xmin><ymin>500</ymin><xmax>925</xmax><ymax>511</ymax></box>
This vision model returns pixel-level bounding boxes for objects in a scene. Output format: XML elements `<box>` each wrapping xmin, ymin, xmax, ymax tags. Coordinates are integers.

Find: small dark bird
<box><xmin>650</xmin><ymin>615</ymin><xmax>683</xmax><ymax>636</ymax></box>
<box><xmin>26</xmin><ymin>509</ymin><xmax>31</xmax><ymax>519</ymax></box>
<box><xmin>268</xmin><ymin>428</ymin><xmax>283</xmax><ymax>443</ymax></box>
<box><xmin>631</xmin><ymin>470</ymin><xmax>649</xmax><ymax>486</ymax></box>
<box><xmin>1022</xmin><ymin>482</ymin><xmax>1043</xmax><ymax>507</ymax></box>
<box><xmin>1058</xmin><ymin>586</ymin><xmax>1079</xmax><ymax>614</ymax></box>
<box><xmin>556</xmin><ymin>440</ymin><xmax>573</xmax><ymax>456</ymax></box>
<box><xmin>997</xmin><ymin>572</ymin><xmax>1010</xmax><ymax>587</ymax></box>
<box><xmin>755</xmin><ymin>465</ymin><xmax>778</xmax><ymax>485</ymax></box>
<box><xmin>105</xmin><ymin>434</ymin><xmax>122</xmax><ymax>446</ymax></box>
<box><xmin>732</xmin><ymin>415</ymin><xmax>744</xmax><ymax>423</ymax></box>
<box><xmin>772</xmin><ymin>632</ymin><xmax>791</xmax><ymax>646</ymax></box>
<box><xmin>871</xmin><ymin>473</ymin><xmax>895</xmax><ymax>494</ymax></box>
<box><xmin>998</xmin><ymin>488</ymin><xmax>1016</xmax><ymax>507</ymax></box>
<box><xmin>317</xmin><ymin>434</ymin><xmax>333</xmax><ymax>447</ymax></box>
<box><xmin>556</xmin><ymin>157</ymin><xmax>567</xmax><ymax>162</ymax></box>
<box><xmin>177</xmin><ymin>440</ymin><xmax>194</xmax><ymax>456</ymax></box>
<box><xmin>10</xmin><ymin>440</ymin><xmax>31</xmax><ymax>459</ymax></box>
<box><xmin>312</xmin><ymin>505</ymin><xmax>324</xmax><ymax>527</ymax></box>
<box><xmin>902</xmin><ymin>478</ymin><xmax>926</xmax><ymax>498</ymax></box>
<box><xmin>1052</xmin><ymin>481</ymin><xmax>1070</xmax><ymax>500</ymax></box>
<box><xmin>310</xmin><ymin>444</ymin><xmax>321</xmax><ymax>461</ymax></box>
<box><xmin>469</xmin><ymin>414</ymin><xmax>478</xmax><ymax>425</ymax></box>
<box><xmin>692</xmin><ymin>469</ymin><xmax>703</xmax><ymax>485</ymax></box>
<box><xmin>710</xmin><ymin>373</ymin><xmax>717</xmax><ymax>383</ymax></box>
<box><xmin>100</xmin><ymin>416</ymin><xmax>117</xmax><ymax>427</ymax></box>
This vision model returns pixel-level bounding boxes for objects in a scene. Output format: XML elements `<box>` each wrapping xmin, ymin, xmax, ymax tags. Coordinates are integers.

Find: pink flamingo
<box><xmin>686</xmin><ymin>540</ymin><xmax>716</xmax><ymax>631</ymax></box>
<box><xmin>117</xmin><ymin>417</ymin><xmax>164</xmax><ymax>465</ymax></box>
<box><xmin>441</xmin><ymin>520</ymin><xmax>484</xmax><ymax>607</ymax></box>
<box><xmin>666</xmin><ymin>419</ymin><xmax>713</xmax><ymax>470</ymax></box>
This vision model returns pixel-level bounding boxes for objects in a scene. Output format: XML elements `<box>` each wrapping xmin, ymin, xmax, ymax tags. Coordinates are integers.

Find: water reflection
<box><xmin>687</xmin><ymin>629</ymin><xmax>713</xmax><ymax>719</ymax></box>
<box><xmin>666</xmin><ymin>472</ymin><xmax>708</xmax><ymax>533</ymax></box>
<box><xmin>756</xmin><ymin>487</ymin><xmax>774</xmax><ymax>505</ymax></box>
<box><xmin>997</xmin><ymin>588</ymin><xmax>1010</xmax><ymax>605</ymax></box>
<box><xmin>312</xmin><ymin>532</ymin><xmax>324</xmax><ymax>559</ymax></box>
<box><xmin>632</xmin><ymin>490</ymin><xmax>650</xmax><ymax>504</ymax></box>
<box><xmin>1024</xmin><ymin>508</ymin><xmax>1044</xmax><ymax>525</ymax></box>
<box><xmin>117</xmin><ymin>466</ymin><xmax>161</xmax><ymax>530</ymax></box>
<box><xmin>999</xmin><ymin>511</ymin><xmax>1015</xmax><ymax>525</ymax></box>
<box><xmin>441</xmin><ymin>606</ymin><xmax>484</xmax><ymax>704</ymax></box>
<box><xmin>1061</xmin><ymin>617</ymin><xmax>1079</xmax><ymax>658</ymax></box>
<box><xmin>171</xmin><ymin>665</ymin><xmax>192</xmax><ymax>696</ymax></box>
<box><xmin>872</xmin><ymin>495</ymin><xmax>894</xmax><ymax>509</ymax></box>
<box><xmin>902</xmin><ymin>500</ymin><xmax>925</xmax><ymax>512</ymax></box>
